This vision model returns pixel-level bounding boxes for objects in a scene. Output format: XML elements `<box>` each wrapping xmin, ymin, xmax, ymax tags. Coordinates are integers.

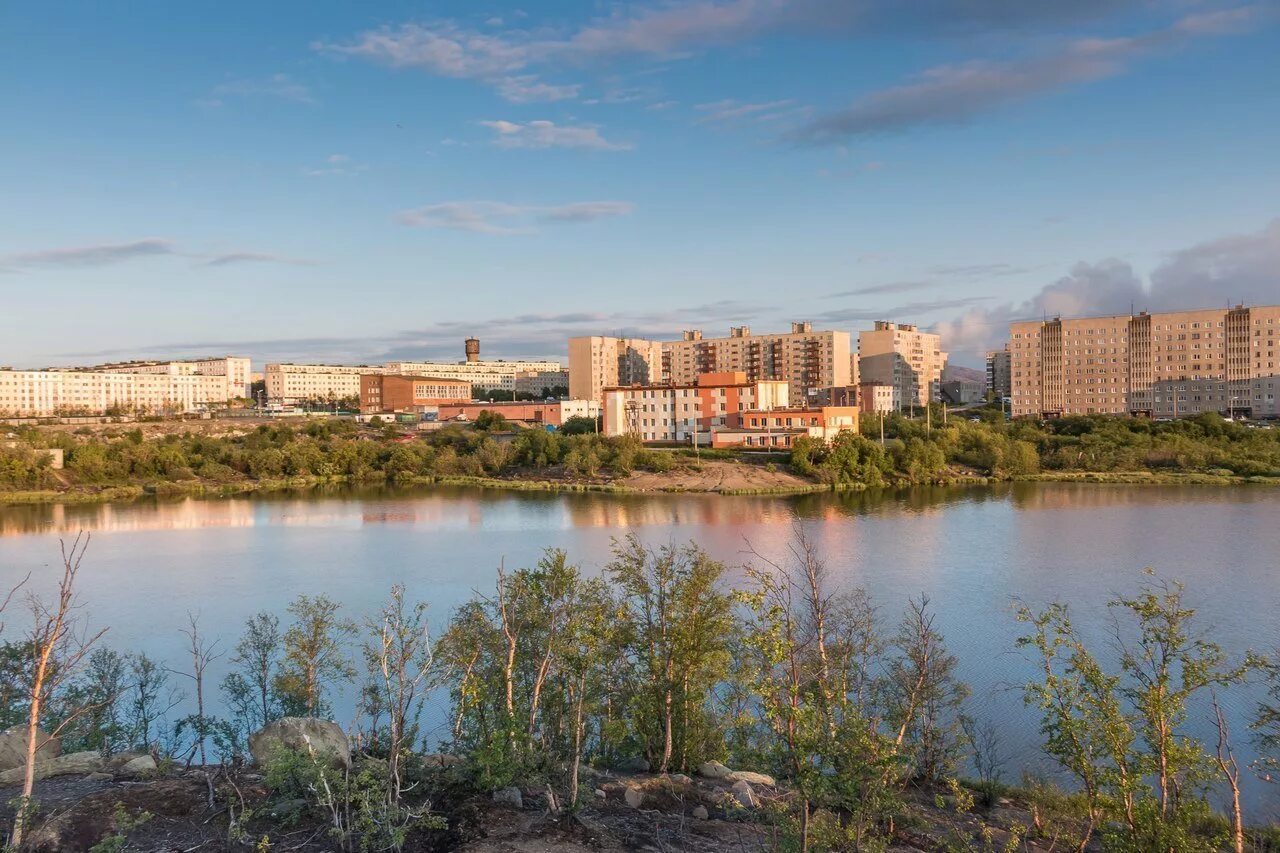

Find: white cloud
<box><xmin>396</xmin><ymin>200</ymin><xmax>635</xmax><ymax>234</ymax></box>
<box><xmin>495</xmin><ymin>75</ymin><xmax>581</xmax><ymax>102</ymax></box>
<box><xmin>0</xmin><ymin>239</ymin><xmax>175</xmax><ymax>271</ymax></box>
<box><xmin>695</xmin><ymin>98</ymin><xmax>798</xmax><ymax>123</ymax></box>
<box><xmin>480</xmin><ymin>119</ymin><xmax>632</xmax><ymax>150</ymax></box>
<box><xmin>208</xmin><ymin>73</ymin><xmax>316</xmax><ymax>105</ymax></box>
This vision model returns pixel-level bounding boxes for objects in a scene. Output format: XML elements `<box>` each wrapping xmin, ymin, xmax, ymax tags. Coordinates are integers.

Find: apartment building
<box><xmin>93</xmin><ymin>356</ymin><xmax>253</xmax><ymax>398</ymax></box>
<box><xmin>435</xmin><ymin>399</ymin><xmax>600</xmax><ymax>426</ymax></box>
<box><xmin>662</xmin><ymin>323</ymin><xmax>852</xmax><ymax>402</ymax></box>
<box><xmin>859</xmin><ymin>381</ymin><xmax>900</xmax><ymax>415</ymax></box>
<box><xmin>1009</xmin><ymin>304</ymin><xmax>1280</xmax><ymax>418</ymax></box>
<box><xmin>265</xmin><ymin>363</ymin><xmax>383</xmax><ymax>405</ymax></box>
<box><xmin>568</xmin><ymin>336</ymin><xmax>665</xmax><ymax>403</ymax></box>
<box><xmin>711</xmin><ymin>406</ymin><xmax>859</xmax><ymax>449</ymax></box>
<box><xmin>384</xmin><ymin>359</ymin><xmax>564</xmax><ymax>393</ymax></box>
<box><xmin>514</xmin><ymin>369</ymin><xmax>570</xmax><ymax>397</ymax></box>
<box><xmin>858</xmin><ymin>321</ymin><xmax>948</xmax><ymax>409</ymax></box>
<box><xmin>360</xmin><ymin>375</ymin><xmax>472</xmax><ymax>414</ymax></box>
<box><xmin>0</xmin><ymin>369</ymin><xmax>233</xmax><ymax>417</ymax></box>
<box><xmin>602</xmin><ymin>372</ymin><xmax>788</xmax><ymax>443</ymax></box>
<box><xmin>986</xmin><ymin>347</ymin><xmax>1012</xmax><ymax>399</ymax></box>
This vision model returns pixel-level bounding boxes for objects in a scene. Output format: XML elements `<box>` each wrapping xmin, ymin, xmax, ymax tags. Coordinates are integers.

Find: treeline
<box><xmin>4</xmin><ymin>533</ymin><xmax>1280</xmax><ymax>851</ymax></box>
<box><xmin>792</xmin><ymin>410</ymin><xmax>1280</xmax><ymax>486</ymax></box>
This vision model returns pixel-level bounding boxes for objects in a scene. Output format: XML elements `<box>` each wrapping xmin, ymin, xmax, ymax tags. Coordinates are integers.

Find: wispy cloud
<box><xmin>395</xmin><ymin>200</ymin><xmax>635</xmax><ymax>234</ymax></box>
<box><xmin>495</xmin><ymin>75</ymin><xmax>581</xmax><ymax>103</ymax></box>
<box><xmin>695</xmin><ymin>98</ymin><xmax>799</xmax><ymax>123</ymax></box>
<box><xmin>199</xmin><ymin>252</ymin><xmax>318</xmax><ymax>268</ymax></box>
<box><xmin>791</xmin><ymin>6</ymin><xmax>1261</xmax><ymax>143</ymax></box>
<box><xmin>817</xmin><ymin>295</ymin><xmax>993</xmax><ymax>324</ymax></box>
<box><xmin>205</xmin><ymin>73</ymin><xmax>316</xmax><ymax>106</ymax></box>
<box><xmin>1</xmin><ymin>239</ymin><xmax>175</xmax><ymax>272</ymax></box>
<box><xmin>304</xmin><ymin>153</ymin><xmax>369</xmax><ymax>176</ymax></box>
<box><xmin>826</xmin><ymin>281</ymin><xmax>935</xmax><ymax>298</ymax></box>
<box><xmin>480</xmin><ymin>119</ymin><xmax>633</xmax><ymax>150</ymax></box>
<box><xmin>929</xmin><ymin>262</ymin><xmax>1031</xmax><ymax>277</ymax></box>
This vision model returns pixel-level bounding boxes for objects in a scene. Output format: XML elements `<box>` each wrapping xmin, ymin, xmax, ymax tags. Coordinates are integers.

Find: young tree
<box><xmin>171</xmin><ymin>612</ymin><xmax>222</xmax><ymax>767</ymax></box>
<box><xmin>275</xmin><ymin>594</ymin><xmax>357</xmax><ymax>717</ymax></box>
<box><xmin>10</xmin><ymin>535</ymin><xmax>107</xmax><ymax>848</ymax></box>
<box><xmin>221</xmin><ymin>611</ymin><xmax>284</xmax><ymax>744</ymax></box>
<box><xmin>126</xmin><ymin>652</ymin><xmax>182</xmax><ymax>753</ymax></box>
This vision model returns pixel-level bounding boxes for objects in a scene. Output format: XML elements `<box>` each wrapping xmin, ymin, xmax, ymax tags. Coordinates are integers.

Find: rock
<box><xmin>0</xmin><ymin>725</ymin><xmax>60</xmax><ymax>772</ymax></box>
<box><xmin>117</xmin><ymin>755</ymin><xmax>157</xmax><ymax>777</ymax></box>
<box><xmin>493</xmin><ymin>786</ymin><xmax>523</xmax><ymax>809</ymax></box>
<box><xmin>692</xmin><ymin>805</ymin><xmax>709</xmax><ymax>820</ymax></box>
<box><xmin>615</xmin><ymin>755</ymin><xmax>650</xmax><ymax>773</ymax></box>
<box><xmin>624</xmin><ymin>785</ymin><xmax>645</xmax><ymax>809</ymax></box>
<box><xmin>106</xmin><ymin>751</ymin><xmax>149</xmax><ymax>772</ymax></box>
<box><xmin>249</xmin><ymin>717</ymin><xmax>350</xmax><ymax>769</ymax></box>
<box><xmin>595</xmin><ymin>788</ymin><xmax>607</xmax><ymax>799</ymax></box>
<box><xmin>421</xmin><ymin>752</ymin><xmax>464</xmax><ymax>769</ymax></box>
<box><xmin>725</xmin><ymin>770</ymin><xmax>775</xmax><ymax>786</ymax></box>
<box><xmin>698</xmin><ymin>760</ymin><xmax>732</xmax><ymax>779</ymax></box>
<box><xmin>23</xmin><ymin>777</ymin><xmax>204</xmax><ymax>853</ymax></box>
<box><xmin>84</xmin><ymin>772</ymin><xmax>115</xmax><ymax>782</ymax></box>
<box><xmin>731</xmin><ymin>780</ymin><xmax>757</xmax><ymax>809</ymax></box>
<box><xmin>0</xmin><ymin>750</ymin><xmax>104</xmax><ymax>785</ymax></box>
<box><xmin>668</xmin><ymin>773</ymin><xmax>693</xmax><ymax>786</ymax></box>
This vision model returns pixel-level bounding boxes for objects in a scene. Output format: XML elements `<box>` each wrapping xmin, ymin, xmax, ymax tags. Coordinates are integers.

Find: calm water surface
<box><xmin>2</xmin><ymin>484</ymin><xmax>1277</xmax><ymax>813</ymax></box>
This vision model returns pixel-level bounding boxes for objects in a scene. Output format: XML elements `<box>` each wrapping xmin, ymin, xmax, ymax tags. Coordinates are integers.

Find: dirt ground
<box><xmin>621</xmin><ymin>459</ymin><xmax>816</xmax><ymax>493</ymax></box>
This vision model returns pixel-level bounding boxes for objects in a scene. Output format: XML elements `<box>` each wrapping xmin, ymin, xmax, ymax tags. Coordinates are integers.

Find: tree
<box><xmin>276</xmin><ymin>594</ymin><xmax>357</xmax><ymax>717</ymax></box>
<box><xmin>171</xmin><ymin>612</ymin><xmax>222</xmax><ymax>767</ymax></box>
<box><xmin>221</xmin><ymin>611</ymin><xmax>284</xmax><ymax>746</ymax></box>
<box><xmin>10</xmin><ymin>535</ymin><xmax>107</xmax><ymax>848</ymax></box>
<box><xmin>559</xmin><ymin>416</ymin><xmax>598</xmax><ymax>436</ymax></box>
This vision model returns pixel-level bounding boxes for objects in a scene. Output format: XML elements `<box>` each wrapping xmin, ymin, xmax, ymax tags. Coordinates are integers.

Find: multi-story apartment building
<box><xmin>603</xmin><ymin>372</ymin><xmax>789</xmax><ymax>443</ymax></box>
<box><xmin>568</xmin><ymin>336</ymin><xmax>665</xmax><ymax>403</ymax></box>
<box><xmin>661</xmin><ymin>323</ymin><xmax>852</xmax><ymax>403</ymax></box>
<box><xmin>514</xmin><ymin>369</ymin><xmax>570</xmax><ymax>397</ymax></box>
<box><xmin>1009</xmin><ymin>304</ymin><xmax>1280</xmax><ymax>418</ymax></box>
<box><xmin>360</xmin><ymin>375</ymin><xmax>472</xmax><ymax>414</ymax></box>
<box><xmin>93</xmin><ymin>356</ymin><xmax>253</xmax><ymax>398</ymax></box>
<box><xmin>264</xmin><ymin>363</ymin><xmax>383</xmax><ymax>405</ymax></box>
<box><xmin>0</xmin><ymin>369</ymin><xmax>234</xmax><ymax>417</ymax></box>
<box><xmin>711</xmin><ymin>406</ymin><xmax>859</xmax><ymax>449</ymax></box>
<box><xmin>384</xmin><ymin>359</ymin><xmax>564</xmax><ymax>393</ymax></box>
<box><xmin>858</xmin><ymin>322</ymin><xmax>948</xmax><ymax>409</ymax></box>
<box><xmin>986</xmin><ymin>347</ymin><xmax>1012</xmax><ymax>400</ymax></box>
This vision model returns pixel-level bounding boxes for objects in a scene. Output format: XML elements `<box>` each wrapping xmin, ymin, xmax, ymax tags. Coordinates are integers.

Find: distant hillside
<box><xmin>943</xmin><ymin>364</ymin><xmax>984</xmax><ymax>383</ymax></box>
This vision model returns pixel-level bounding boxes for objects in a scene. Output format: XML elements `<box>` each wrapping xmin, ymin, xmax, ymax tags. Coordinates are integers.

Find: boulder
<box><xmin>421</xmin><ymin>752</ymin><xmax>464</xmax><ymax>769</ymax></box>
<box><xmin>0</xmin><ymin>750</ymin><xmax>104</xmax><ymax>785</ymax></box>
<box><xmin>697</xmin><ymin>760</ymin><xmax>732</xmax><ymax>779</ymax></box>
<box><xmin>731</xmin><ymin>780</ymin><xmax>757</xmax><ymax>809</ymax></box>
<box><xmin>493</xmin><ymin>786</ymin><xmax>523</xmax><ymax>809</ymax></box>
<box><xmin>615</xmin><ymin>755</ymin><xmax>650</xmax><ymax>773</ymax></box>
<box><xmin>668</xmin><ymin>773</ymin><xmax>693</xmax><ymax>786</ymax></box>
<box><xmin>249</xmin><ymin>718</ymin><xmax>350</xmax><ymax>769</ymax></box>
<box><xmin>692</xmin><ymin>805</ymin><xmax>709</xmax><ymax>821</ymax></box>
<box><xmin>85</xmin><ymin>772</ymin><xmax>115</xmax><ymax>783</ymax></box>
<box><xmin>623</xmin><ymin>785</ymin><xmax>645</xmax><ymax>809</ymax></box>
<box><xmin>0</xmin><ymin>725</ymin><xmax>60</xmax><ymax>772</ymax></box>
<box><xmin>725</xmin><ymin>770</ymin><xmax>775</xmax><ymax>786</ymax></box>
<box><xmin>116</xmin><ymin>755</ymin><xmax>158</xmax><ymax>777</ymax></box>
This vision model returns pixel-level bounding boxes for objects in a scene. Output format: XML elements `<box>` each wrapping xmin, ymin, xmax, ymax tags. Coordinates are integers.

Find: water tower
<box><xmin>464</xmin><ymin>337</ymin><xmax>481</xmax><ymax>363</ymax></box>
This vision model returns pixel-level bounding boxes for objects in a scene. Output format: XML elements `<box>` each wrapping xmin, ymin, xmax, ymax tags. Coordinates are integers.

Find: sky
<box><xmin>1</xmin><ymin>0</ymin><xmax>1278</xmax><ymax>369</ymax></box>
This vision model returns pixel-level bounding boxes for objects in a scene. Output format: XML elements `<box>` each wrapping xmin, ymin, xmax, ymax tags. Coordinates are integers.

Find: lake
<box><xmin>2</xmin><ymin>483</ymin><xmax>1278</xmax><ymax>814</ymax></box>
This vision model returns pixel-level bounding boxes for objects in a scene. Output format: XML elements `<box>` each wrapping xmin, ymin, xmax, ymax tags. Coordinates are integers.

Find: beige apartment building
<box><xmin>92</xmin><ymin>356</ymin><xmax>253</xmax><ymax>398</ymax></box>
<box><xmin>858</xmin><ymin>321</ymin><xmax>948</xmax><ymax>409</ymax></box>
<box><xmin>1009</xmin><ymin>304</ymin><xmax>1280</xmax><ymax>418</ymax></box>
<box><xmin>568</xmin><ymin>336</ymin><xmax>665</xmax><ymax>403</ymax></box>
<box><xmin>661</xmin><ymin>323</ymin><xmax>852</xmax><ymax>402</ymax></box>
<box><xmin>0</xmin><ymin>369</ymin><xmax>234</xmax><ymax>417</ymax></box>
<box><xmin>384</xmin><ymin>359</ymin><xmax>563</xmax><ymax>393</ymax></box>
<box><xmin>603</xmin><ymin>372</ymin><xmax>789</xmax><ymax>443</ymax></box>
<box><xmin>264</xmin><ymin>363</ymin><xmax>383</xmax><ymax>405</ymax></box>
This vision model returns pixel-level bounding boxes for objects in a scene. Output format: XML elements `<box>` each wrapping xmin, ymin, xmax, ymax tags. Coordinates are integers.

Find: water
<box><xmin>2</xmin><ymin>483</ymin><xmax>1278</xmax><ymax>815</ymax></box>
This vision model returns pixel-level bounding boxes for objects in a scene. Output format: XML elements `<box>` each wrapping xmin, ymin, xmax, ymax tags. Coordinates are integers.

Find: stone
<box><xmin>692</xmin><ymin>805</ymin><xmax>709</xmax><ymax>820</ymax></box>
<box><xmin>668</xmin><ymin>773</ymin><xmax>693</xmax><ymax>786</ymax></box>
<box><xmin>595</xmin><ymin>788</ymin><xmax>607</xmax><ymax>799</ymax></box>
<box><xmin>249</xmin><ymin>717</ymin><xmax>350</xmax><ymax>769</ymax></box>
<box><xmin>117</xmin><ymin>755</ymin><xmax>158</xmax><ymax>777</ymax></box>
<box><xmin>106</xmin><ymin>751</ymin><xmax>150</xmax><ymax>772</ymax></box>
<box><xmin>0</xmin><ymin>725</ymin><xmax>60</xmax><ymax>772</ymax></box>
<box><xmin>84</xmin><ymin>772</ymin><xmax>114</xmax><ymax>782</ymax></box>
<box><xmin>421</xmin><ymin>752</ymin><xmax>464</xmax><ymax>768</ymax></box>
<box><xmin>615</xmin><ymin>755</ymin><xmax>650</xmax><ymax>773</ymax></box>
<box><xmin>725</xmin><ymin>770</ymin><xmax>775</xmax><ymax>786</ymax></box>
<box><xmin>623</xmin><ymin>785</ymin><xmax>645</xmax><ymax>809</ymax></box>
<box><xmin>0</xmin><ymin>750</ymin><xmax>104</xmax><ymax>785</ymax></box>
<box><xmin>493</xmin><ymin>786</ymin><xmax>523</xmax><ymax>809</ymax></box>
<box><xmin>731</xmin><ymin>780</ymin><xmax>757</xmax><ymax>809</ymax></box>
<box><xmin>697</xmin><ymin>760</ymin><xmax>732</xmax><ymax>779</ymax></box>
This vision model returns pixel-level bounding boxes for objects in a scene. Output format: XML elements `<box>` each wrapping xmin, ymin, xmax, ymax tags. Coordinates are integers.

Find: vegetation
<box><xmin>4</xmin><ymin>531</ymin><xmax>1278</xmax><ymax>851</ymax></box>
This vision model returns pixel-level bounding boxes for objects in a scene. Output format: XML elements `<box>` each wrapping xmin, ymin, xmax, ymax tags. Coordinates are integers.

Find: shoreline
<box><xmin>1</xmin><ymin>467</ymin><xmax>1277</xmax><ymax>507</ymax></box>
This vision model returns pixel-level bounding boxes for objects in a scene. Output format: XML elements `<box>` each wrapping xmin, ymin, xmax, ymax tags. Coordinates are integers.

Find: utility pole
<box><xmin>879</xmin><ymin>411</ymin><xmax>885</xmax><ymax>446</ymax></box>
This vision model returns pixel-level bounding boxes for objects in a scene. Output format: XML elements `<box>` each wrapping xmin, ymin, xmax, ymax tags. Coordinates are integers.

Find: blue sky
<box><xmin>1</xmin><ymin>0</ymin><xmax>1277</xmax><ymax>368</ymax></box>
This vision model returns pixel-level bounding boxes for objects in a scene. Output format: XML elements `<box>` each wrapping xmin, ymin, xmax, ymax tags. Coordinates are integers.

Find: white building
<box><xmin>264</xmin><ymin>363</ymin><xmax>383</xmax><ymax>406</ymax></box>
<box><xmin>93</xmin><ymin>356</ymin><xmax>253</xmax><ymax>398</ymax></box>
<box><xmin>384</xmin><ymin>359</ymin><xmax>564</xmax><ymax>393</ymax></box>
<box><xmin>0</xmin><ymin>369</ymin><xmax>234</xmax><ymax>417</ymax></box>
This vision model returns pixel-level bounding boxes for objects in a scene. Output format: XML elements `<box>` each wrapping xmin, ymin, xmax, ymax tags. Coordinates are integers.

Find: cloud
<box><xmin>929</xmin><ymin>262</ymin><xmax>1031</xmax><ymax>277</ymax></box>
<box><xmin>817</xmin><ymin>295</ymin><xmax>993</xmax><ymax>324</ymax></box>
<box><xmin>791</xmin><ymin>6</ymin><xmax>1261</xmax><ymax>143</ymax></box>
<box><xmin>495</xmin><ymin>75</ymin><xmax>582</xmax><ymax>102</ymax></box>
<box><xmin>395</xmin><ymin>200</ymin><xmax>635</xmax><ymax>234</ymax></box>
<box><xmin>207</xmin><ymin>73</ymin><xmax>316</xmax><ymax>106</ymax></box>
<box><xmin>199</xmin><ymin>252</ymin><xmax>318</xmax><ymax>268</ymax></box>
<box><xmin>304</xmin><ymin>153</ymin><xmax>369</xmax><ymax>176</ymax></box>
<box><xmin>1</xmin><ymin>239</ymin><xmax>175</xmax><ymax>272</ymax></box>
<box><xmin>932</xmin><ymin>218</ymin><xmax>1280</xmax><ymax>361</ymax></box>
<box><xmin>826</xmin><ymin>280</ymin><xmax>935</xmax><ymax>297</ymax></box>
<box><xmin>480</xmin><ymin>119</ymin><xmax>632</xmax><ymax>150</ymax></box>
<box><xmin>694</xmin><ymin>98</ymin><xmax>800</xmax><ymax>124</ymax></box>
<box><xmin>318</xmin><ymin>1</ymin><xmax>1146</xmax><ymax>100</ymax></box>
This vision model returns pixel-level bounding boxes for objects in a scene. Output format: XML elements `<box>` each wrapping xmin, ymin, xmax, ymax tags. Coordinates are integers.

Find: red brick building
<box><xmin>360</xmin><ymin>374</ymin><xmax>471</xmax><ymax>414</ymax></box>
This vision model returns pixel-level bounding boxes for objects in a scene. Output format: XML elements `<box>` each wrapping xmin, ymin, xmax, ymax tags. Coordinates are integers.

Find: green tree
<box><xmin>275</xmin><ymin>595</ymin><xmax>357</xmax><ymax>717</ymax></box>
